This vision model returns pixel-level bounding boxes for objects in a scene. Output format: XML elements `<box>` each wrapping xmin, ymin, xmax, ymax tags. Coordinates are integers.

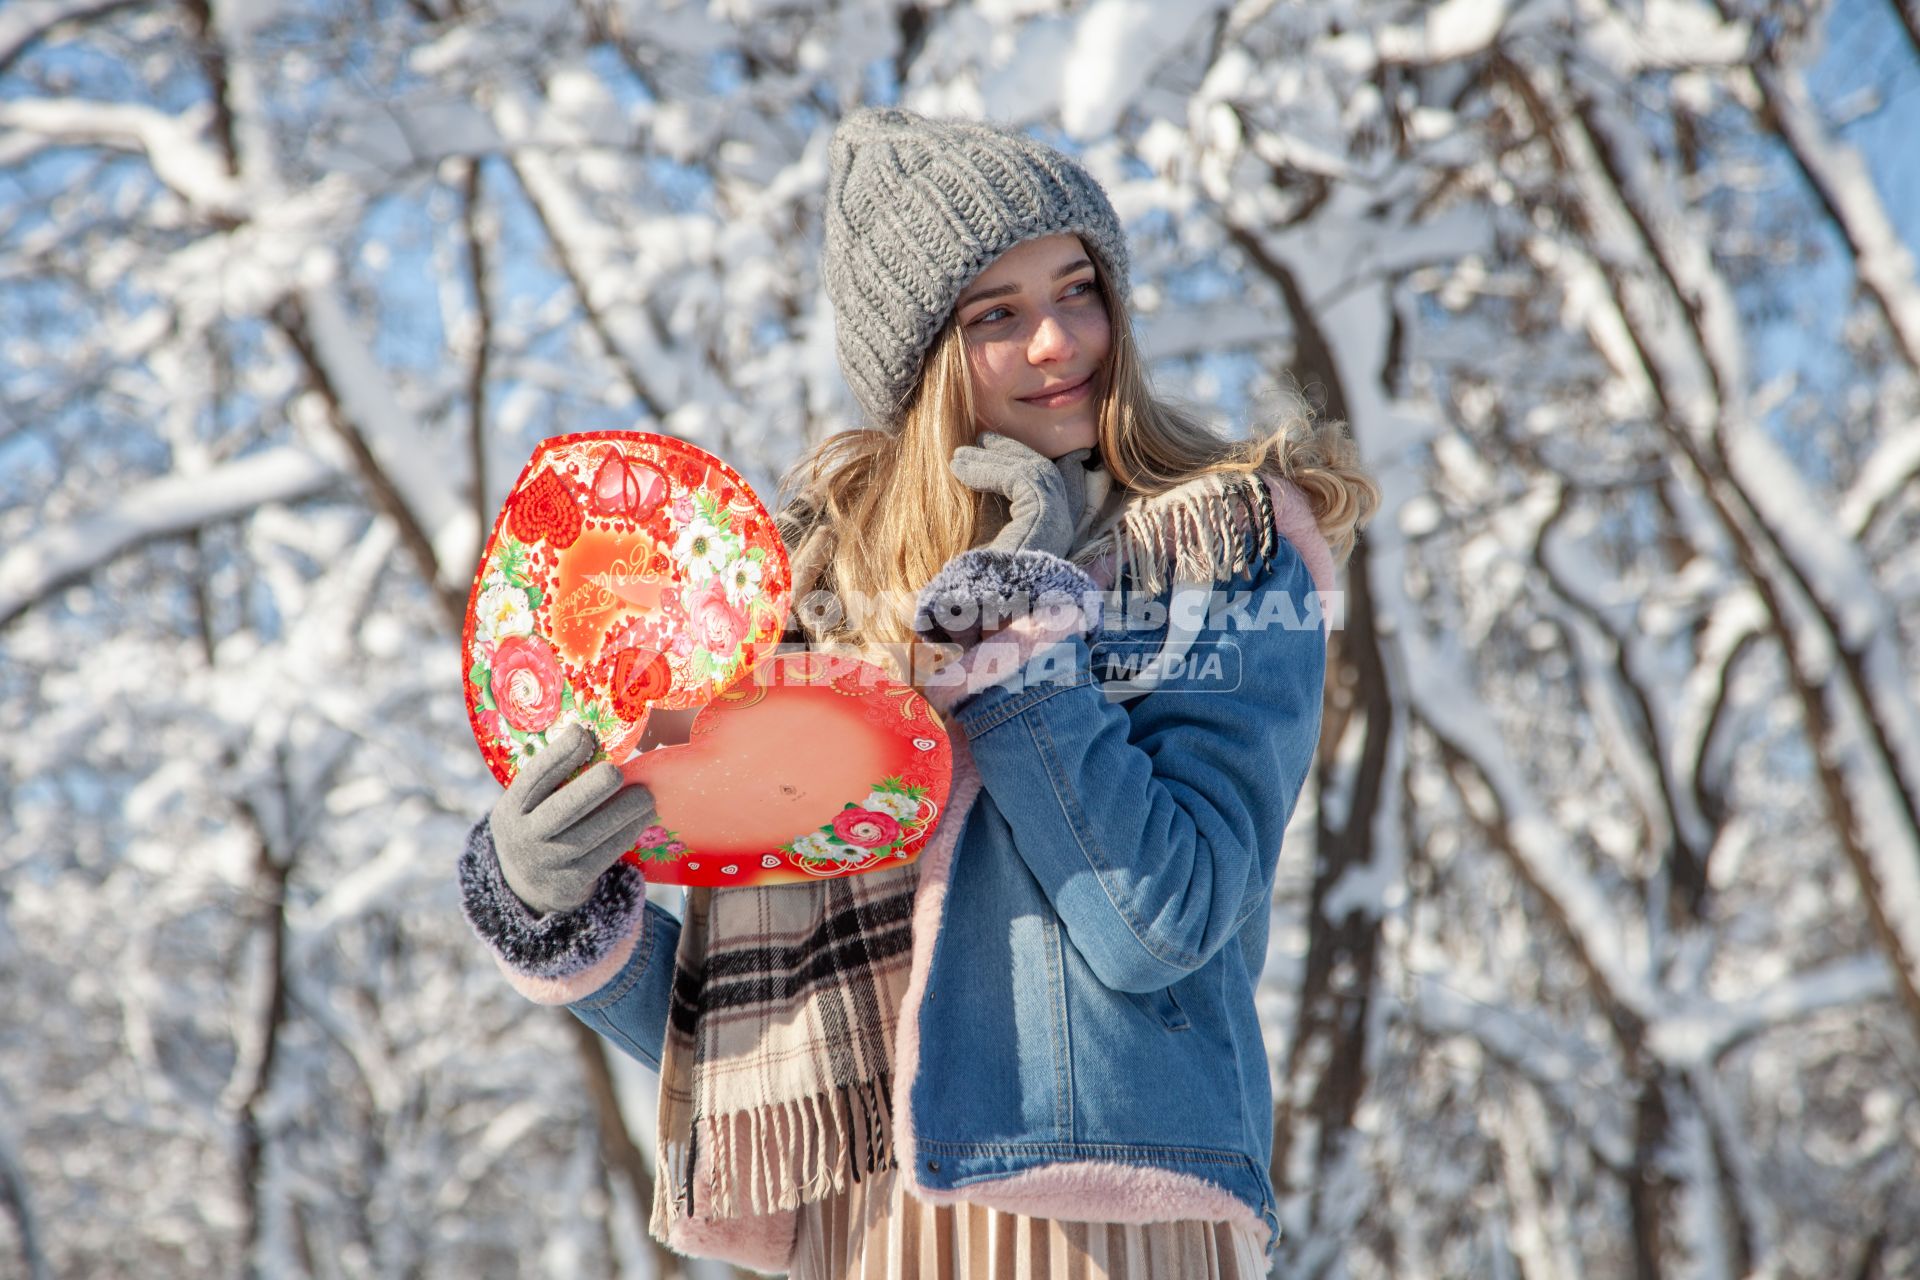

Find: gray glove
<box><xmin>949</xmin><ymin>433</ymin><xmax>1092</xmax><ymax>558</ymax></box>
<box><xmin>489</xmin><ymin>723</ymin><xmax>658</xmax><ymax>916</ymax></box>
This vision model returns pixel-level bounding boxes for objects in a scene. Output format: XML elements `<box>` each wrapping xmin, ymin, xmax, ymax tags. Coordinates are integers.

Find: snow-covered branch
<box><xmin>1749</xmin><ymin>60</ymin><xmax>1920</xmax><ymax>371</ymax></box>
<box><xmin>0</xmin><ymin>97</ymin><xmax>244</xmax><ymax>219</ymax></box>
<box><xmin>273</xmin><ymin>286</ymin><xmax>474</xmax><ymax>623</ymax></box>
<box><xmin>1840</xmin><ymin>421</ymin><xmax>1920</xmax><ymax>540</ymax></box>
<box><xmin>0</xmin><ymin>447</ymin><xmax>338</xmax><ymax>628</ymax></box>
<box><xmin>1513</xmin><ymin>36</ymin><xmax>1920</xmax><ymax>1048</ymax></box>
<box><xmin>501</xmin><ymin>146</ymin><xmax>668</xmax><ymax>419</ymax></box>
<box><xmin>1417</xmin><ymin>681</ymin><xmax>1658</xmax><ymax>1027</ymax></box>
<box><xmin>1410</xmin><ymin>974</ymin><xmax>1632</xmax><ymax>1171</ymax></box>
<box><xmin>0</xmin><ymin>1097</ymin><xmax>48</xmax><ymax>1280</ymax></box>
<box><xmin>1376</xmin><ymin>0</ymin><xmax>1512</xmax><ymax>67</ymax></box>
<box><xmin>1648</xmin><ymin>954</ymin><xmax>1895</xmax><ymax>1068</ymax></box>
<box><xmin>0</xmin><ymin>0</ymin><xmax>144</xmax><ymax>76</ymax></box>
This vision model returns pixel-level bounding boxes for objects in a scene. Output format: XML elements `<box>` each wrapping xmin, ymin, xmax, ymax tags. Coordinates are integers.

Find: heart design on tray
<box><xmin>589</xmin><ymin>449</ymin><xmax>668</xmax><ymax>520</ymax></box>
<box><xmin>609</xmin><ymin>646</ymin><xmax>670</xmax><ymax>722</ymax></box>
<box><xmin>462</xmin><ymin>431</ymin><xmax>952</xmax><ymax>887</ymax></box>
<box><xmin>509</xmin><ymin>467</ymin><xmax>585</xmax><ymax>549</ymax></box>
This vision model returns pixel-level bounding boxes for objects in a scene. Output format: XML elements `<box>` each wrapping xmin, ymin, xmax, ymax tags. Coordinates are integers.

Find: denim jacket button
<box><xmin>926</xmin><ymin>1159</ymin><xmax>941</xmax><ymax>1172</ymax></box>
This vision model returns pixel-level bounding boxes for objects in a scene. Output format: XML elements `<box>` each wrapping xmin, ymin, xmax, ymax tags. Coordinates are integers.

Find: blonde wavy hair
<box><xmin>776</xmin><ymin>262</ymin><xmax>1378</xmax><ymax>667</ymax></box>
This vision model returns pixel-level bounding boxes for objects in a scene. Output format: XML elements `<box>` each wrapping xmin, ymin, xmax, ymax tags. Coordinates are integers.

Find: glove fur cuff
<box><xmin>913</xmin><ymin>548</ymin><xmax>1104</xmax><ymax>717</ymax></box>
<box><xmin>458</xmin><ymin>817</ymin><xmax>649</xmax><ymax>991</ymax></box>
<box><xmin>912</xmin><ymin>547</ymin><xmax>1103</xmax><ymax>648</ymax></box>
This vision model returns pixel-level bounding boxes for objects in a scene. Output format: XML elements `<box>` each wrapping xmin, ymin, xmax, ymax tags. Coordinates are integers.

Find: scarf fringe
<box><xmin>661</xmin><ymin>1074</ymin><xmax>900</xmax><ymax>1225</ymax></box>
<box><xmin>1073</xmin><ymin>470</ymin><xmax>1279</xmax><ymax>598</ymax></box>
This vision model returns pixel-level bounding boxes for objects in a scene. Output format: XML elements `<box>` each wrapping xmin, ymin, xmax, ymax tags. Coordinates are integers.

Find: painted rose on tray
<box><xmin>688</xmin><ymin>576</ymin><xmax>749</xmax><ymax>656</ymax></box>
<box><xmin>832</xmin><ymin>808</ymin><xmax>902</xmax><ymax>848</ymax></box>
<box><xmin>490</xmin><ymin>635</ymin><xmax>565</xmax><ymax>732</ymax></box>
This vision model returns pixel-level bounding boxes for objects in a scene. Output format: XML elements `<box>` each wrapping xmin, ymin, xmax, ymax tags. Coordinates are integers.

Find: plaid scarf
<box><xmin>650</xmin><ymin>861</ymin><xmax>920</xmax><ymax>1239</ymax></box>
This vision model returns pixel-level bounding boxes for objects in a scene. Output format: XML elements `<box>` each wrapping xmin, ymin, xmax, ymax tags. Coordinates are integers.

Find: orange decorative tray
<box><xmin>463</xmin><ymin>431</ymin><xmax>950</xmax><ymax>886</ymax></box>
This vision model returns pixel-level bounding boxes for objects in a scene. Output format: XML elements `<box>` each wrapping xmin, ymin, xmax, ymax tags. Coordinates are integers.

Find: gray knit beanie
<box><xmin>821</xmin><ymin>107</ymin><xmax>1132</xmax><ymax>430</ymax></box>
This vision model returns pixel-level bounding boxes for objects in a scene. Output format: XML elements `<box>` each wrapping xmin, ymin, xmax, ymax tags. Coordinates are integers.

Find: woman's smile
<box><xmin>1018</xmin><ymin>372</ymin><xmax>1095</xmax><ymax>408</ymax></box>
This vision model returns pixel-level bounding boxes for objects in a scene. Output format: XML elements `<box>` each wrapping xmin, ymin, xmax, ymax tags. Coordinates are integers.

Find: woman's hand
<box><xmin>949</xmin><ymin>433</ymin><xmax>1092</xmax><ymax>558</ymax></box>
<box><xmin>489</xmin><ymin>723</ymin><xmax>658</xmax><ymax>916</ymax></box>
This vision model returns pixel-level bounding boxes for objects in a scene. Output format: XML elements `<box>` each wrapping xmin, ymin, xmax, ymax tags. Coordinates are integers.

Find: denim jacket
<box><xmin>459</xmin><ymin>472</ymin><xmax>1332</xmax><ymax>1269</ymax></box>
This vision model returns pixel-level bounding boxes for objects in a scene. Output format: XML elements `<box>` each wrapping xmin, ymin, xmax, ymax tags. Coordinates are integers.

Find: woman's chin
<box><xmin>980</xmin><ymin>415</ymin><xmax>1099</xmax><ymax>458</ymax></box>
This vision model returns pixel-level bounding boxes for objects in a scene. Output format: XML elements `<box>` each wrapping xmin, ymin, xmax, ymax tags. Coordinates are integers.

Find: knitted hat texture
<box><xmin>821</xmin><ymin>107</ymin><xmax>1132</xmax><ymax>429</ymax></box>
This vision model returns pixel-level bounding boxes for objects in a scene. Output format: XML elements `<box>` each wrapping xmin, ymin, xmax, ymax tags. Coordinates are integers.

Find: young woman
<box><xmin>459</xmin><ymin>108</ymin><xmax>1376</xmax><ymax>1278</ymax></box>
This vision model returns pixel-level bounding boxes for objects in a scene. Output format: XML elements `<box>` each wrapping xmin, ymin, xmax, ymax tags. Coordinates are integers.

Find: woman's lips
<box><xmin>1019</xmin><ymin>373</ymin><xmax>1093</xmax><ymax>408</ymax></box>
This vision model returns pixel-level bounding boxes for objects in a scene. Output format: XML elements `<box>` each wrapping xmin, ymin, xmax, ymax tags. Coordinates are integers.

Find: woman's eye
<box><xmin>970</xmin><ymin>306</ymin><xmax>1013</xmax><ymax>326</ymax></box>
<box><xmin>1064</xmin><ymin>280</ymin><xmax>1095</xmax><ymax>299</ymax></box>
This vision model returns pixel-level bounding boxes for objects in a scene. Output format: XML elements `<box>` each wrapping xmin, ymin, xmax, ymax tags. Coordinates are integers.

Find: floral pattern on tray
<box><xmin>783</xmin><ymin>775</ymin><xmax>935</xmax><ymax>876</ymax></box>
<box><xmin>622</xmin><ymin>775</ymin><xmax>936</xmax><ymax>880</ymax></box>
<box><xmin>462</xmin><ymin>431</ymin><xmax>793</xmax><ymax>788</ymax></box>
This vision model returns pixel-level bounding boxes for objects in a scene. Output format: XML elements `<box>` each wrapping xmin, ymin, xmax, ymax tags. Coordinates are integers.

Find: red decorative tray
<box><xmin>462</xmin><ymin>431</ymin><xmax>950</xmax><ymax>886</ymax></box>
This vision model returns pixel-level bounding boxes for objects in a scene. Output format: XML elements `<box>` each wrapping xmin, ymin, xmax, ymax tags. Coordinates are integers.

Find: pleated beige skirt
<box><xmin>786</xmin><ymin>1162</ymin><xmax>1273</xmax><ymax>1279</ymax></box>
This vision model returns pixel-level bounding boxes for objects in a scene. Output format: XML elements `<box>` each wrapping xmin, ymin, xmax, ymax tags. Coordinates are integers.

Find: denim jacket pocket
<box><xmin>1129</xmin><ymin>984</ymin><xmax>1192</xmax><ymax>1032</ymax></box>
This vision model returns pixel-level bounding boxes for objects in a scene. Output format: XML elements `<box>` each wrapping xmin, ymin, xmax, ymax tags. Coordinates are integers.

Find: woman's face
<box><xmin>955</xmin><ymin>233</ymin><xmax>1111</xmax><ymax>458</ymax></box>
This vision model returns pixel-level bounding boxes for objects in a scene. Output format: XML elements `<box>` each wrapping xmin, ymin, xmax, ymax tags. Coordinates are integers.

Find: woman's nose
<box><xmin>1027</xmin><ymin>309</ymin><xmax>1076</xmax><ymax>364</ymax></box>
